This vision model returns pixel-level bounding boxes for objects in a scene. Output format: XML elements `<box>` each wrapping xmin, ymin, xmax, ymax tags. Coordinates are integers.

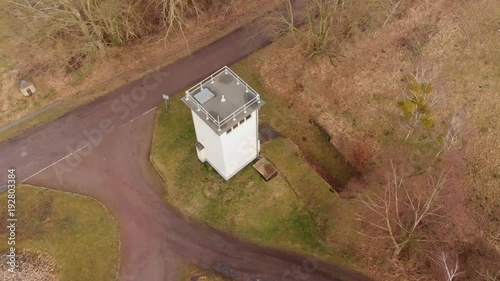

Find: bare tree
<box><xmin>268</xmin><ymin>0</ymin><xmax>343</xmax><ymax>61</ymax></box>
<box><xmin>437</xmin><ymin>251</ymin><xmax>463</xmax><ymax>281</ymax></box>
<box><xmin>146</xmin><ymin>0</ymin><xmax>201</xmax><ymax>44</ymax></box>
<box><xmin>475</xmin><ymin>269</ymin><xmax>500</xmax><ymax>281</ymax></box>
<box><xmin>429</xmin><ymin>110</ymin><xmax>466</xmax><ymax>165</ymax></box>
<box><xmin>356</xmin><ymin>161</ymin><xmax>447</xmax><ymax>259</ymax></box>
<box><xmin>9</xmin><ymin>0</ymin><xmax>148</xmax><ymax>66</ymax></box>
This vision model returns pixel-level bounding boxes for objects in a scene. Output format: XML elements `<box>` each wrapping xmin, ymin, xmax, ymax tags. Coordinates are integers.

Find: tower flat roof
<box><xmin>183</xmin><ymin>66</ymin><xmax>265</xmax><ymax>134</ymax></box>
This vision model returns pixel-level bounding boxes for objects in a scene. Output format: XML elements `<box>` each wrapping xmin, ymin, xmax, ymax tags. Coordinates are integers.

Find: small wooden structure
<box><xmin>253</xmin><ymin>157</ymin><xmax>278</xmax><ymax>181</ymax></box>
<box><xmin>17</xmin><ymin>78</ymin><xmax>36</xmax><ymax>97</ymax></box>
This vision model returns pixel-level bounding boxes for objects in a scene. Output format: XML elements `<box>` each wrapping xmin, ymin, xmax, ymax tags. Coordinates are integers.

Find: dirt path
<box><xmin>0</xmin><ymin>3</ymin><xmax>373</xmax><ymax>280</ymax></box>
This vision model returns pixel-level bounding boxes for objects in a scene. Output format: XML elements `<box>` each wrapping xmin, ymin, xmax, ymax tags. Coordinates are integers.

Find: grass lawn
<box><xmin>0</xmin><ymin>185</ymin><xmax>119</xmax><ymax>281</ymax></box>
<box><xmin>151</xmin><ymin>97</ymin><xmax>363</xmax><ymax>266</ymax></box>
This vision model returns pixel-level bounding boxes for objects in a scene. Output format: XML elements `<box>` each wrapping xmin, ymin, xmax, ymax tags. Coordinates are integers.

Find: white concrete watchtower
<box><xmin>183</xmin><ymin>66</ymin><xmax>265</xmax><ymax>181</ymax></box>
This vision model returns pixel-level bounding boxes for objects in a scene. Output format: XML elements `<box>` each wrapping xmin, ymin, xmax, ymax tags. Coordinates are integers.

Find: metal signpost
<box><xmin>163</xmin><ymin>94</ymin><xmax>169</xmax><ymax>111</ymax></box>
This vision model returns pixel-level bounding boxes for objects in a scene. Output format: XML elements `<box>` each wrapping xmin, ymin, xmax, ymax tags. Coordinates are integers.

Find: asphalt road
<box><xmin>0</xmin><ymin>3</ymin><xmax>375</xmax><ymax>281</ymax></box>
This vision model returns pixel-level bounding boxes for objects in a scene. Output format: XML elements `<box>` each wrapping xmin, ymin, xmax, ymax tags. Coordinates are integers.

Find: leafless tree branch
<box><xmin>357</xmin><ymin>160</ymin><xmax>448</xmax><ymax>259</ymax></box>
<box><xmin>267</xmin><ymin>0</ymin><xmax>341</xmax><ymax>62</ymax></box>
<box><xmin>475</xmin><ymin>269</ymin><xmax>500</xmax><ymax>281</ymax></box>
<box><xmin>437</xmin><ymin>251</ymin><xmax>463</xmax><ymax>281</ymax></box>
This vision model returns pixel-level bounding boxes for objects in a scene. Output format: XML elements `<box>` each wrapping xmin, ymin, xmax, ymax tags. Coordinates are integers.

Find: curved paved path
<box><xmin>0</xmin><ymin>4</ymin><xmax>374</xmax><ymax>281</ymax></box>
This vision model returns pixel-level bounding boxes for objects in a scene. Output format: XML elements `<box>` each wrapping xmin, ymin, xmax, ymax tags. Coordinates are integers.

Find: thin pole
<box><xmin>163</xmin><ymin>94</ymin><xmax>169</xmax><ymax>110</ymax></box>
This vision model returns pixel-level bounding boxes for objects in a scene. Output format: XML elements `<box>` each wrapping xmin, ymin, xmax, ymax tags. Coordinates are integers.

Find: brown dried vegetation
<box><xmin>245</xmin><ymin>0</ymin><xmax>499</xmax><ymax>279</ymax></box>
<box><xmin>0</xmin><ymin>0</ymin><xmax>279</xmax><ymax>126</ymax></box>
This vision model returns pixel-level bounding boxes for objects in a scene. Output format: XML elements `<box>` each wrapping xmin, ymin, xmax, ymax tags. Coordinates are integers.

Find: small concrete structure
<box><xmin>17</xmin><ymin>78</ymin><xmax>36</xmax><ymax>97</ymax></box>
<box><xmin>183</xmin><ymin>66</ymin><xmax>265</xmax><ymax>181</ymax></box>
<box><xmin>253</xmin><ymin>157</ymin><xmax>278</xmax><ymax>181</ymax></box>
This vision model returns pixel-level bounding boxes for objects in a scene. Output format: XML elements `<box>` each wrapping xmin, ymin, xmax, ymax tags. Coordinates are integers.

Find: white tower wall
<box><xmin>191</xmin><ymin>112</ymin><xmax>226</xmax><ymax>176</ymax></box>
<box><xmin>219</xmin><ymin>111</ymin><xmax>259</xmax><ymax>179</ymax></box>
<box><xmin>192</xmin><ymin>110</ymin><xmax>261</xmax><ymax>180</ymax></box>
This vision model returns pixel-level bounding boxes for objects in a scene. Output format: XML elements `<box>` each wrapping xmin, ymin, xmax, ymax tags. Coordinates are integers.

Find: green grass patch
<box><xmin>0</xmin><ymin>185</ymin><xmax>119</xmax><ymax>281</ymax></box>
<box><xmin>151</xmin><ymin>97</ymin><xmax>363</xmax><ymax>265</ymax></box>
<box><xmin>0</xmin><ymin>103</ymin><xmax>67</xmax><ymax>141</ymax></box>
<box><xmin>151</xmin><ymin>98</ymin><xmax>332</xmax><ymax>255</ymax></box>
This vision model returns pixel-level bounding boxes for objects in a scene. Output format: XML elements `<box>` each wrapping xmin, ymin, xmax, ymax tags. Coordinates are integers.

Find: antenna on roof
<box><xmin>221</xmin><ymin>95</ymin><xmax>226</xmax><ymax>102</ymax></box>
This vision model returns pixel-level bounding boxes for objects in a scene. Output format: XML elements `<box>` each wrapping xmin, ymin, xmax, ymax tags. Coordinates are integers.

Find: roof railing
<box><xmin>184</xmin><ymin>66</ymin><xmax>262</xmax><ymax>129</ymax></box>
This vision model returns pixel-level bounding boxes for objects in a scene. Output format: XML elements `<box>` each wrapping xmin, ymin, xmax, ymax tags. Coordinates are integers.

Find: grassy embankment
<box><xmin>231</xmin><ymin>62</ymin><xmax>358</xmax><ymax>188</ymax></box>
<box><xmin>150</xmin><ymin>70</ymin><xmax>363</xmax><ymax>267</ymax></box>
<box><xmin>0</xmin><ymin>185</ymin><xmax>119</xmax><ymax>281</ymax></box>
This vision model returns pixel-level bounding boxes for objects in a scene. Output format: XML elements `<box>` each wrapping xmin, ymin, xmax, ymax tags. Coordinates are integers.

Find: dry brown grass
<box><xmin>0</xmin><ymin>250</ymin><xmax>57</xmax><ymax>281</ymax></box>
<box><xmin>257</xmin><ymin>0</ymin><xmax>500</xmax><ymax>234</ymax></box>
<box><xmin>0</xmin><ymin>0</ymin><xmax>279</xmax><ymax>128</ymax></box>
<box><xmin>431</xmin><ymin>0</ymin><xmax>500</xmax><ymax>241</ymax></box>
<box><xmin>239</xmin><ymin>0</ymin><xmax>499</xmax><ymax>279</ymax></box>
